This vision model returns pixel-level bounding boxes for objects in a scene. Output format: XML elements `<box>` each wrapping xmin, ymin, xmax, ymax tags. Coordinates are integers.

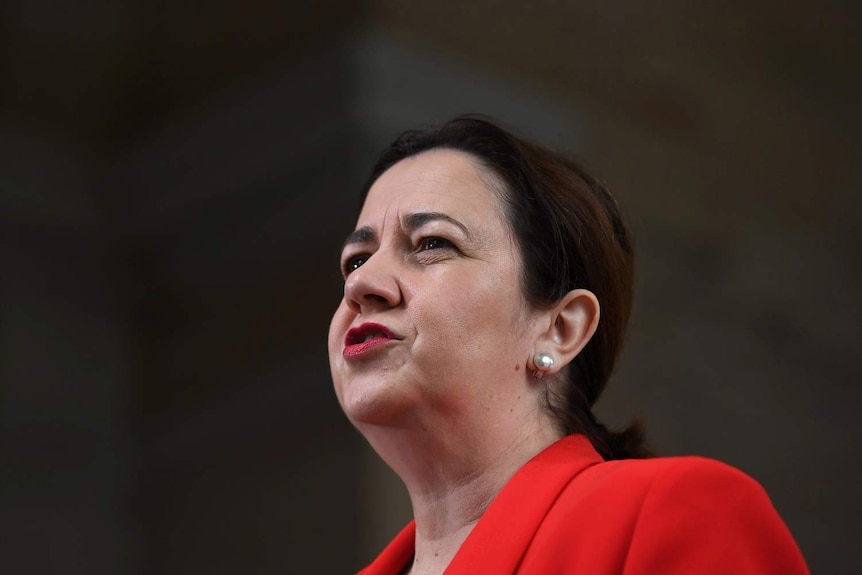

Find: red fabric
<box><xmin>358</xmin><ymin>435</ymin><xmax>809</xmax><ymax>574</ymax></box>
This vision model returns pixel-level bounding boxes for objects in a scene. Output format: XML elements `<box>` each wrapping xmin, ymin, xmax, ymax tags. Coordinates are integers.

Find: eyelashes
<box><xmin>341</xmin><ymin>236</ymin><xmax>457</xmax><ymax>277</ymax></box>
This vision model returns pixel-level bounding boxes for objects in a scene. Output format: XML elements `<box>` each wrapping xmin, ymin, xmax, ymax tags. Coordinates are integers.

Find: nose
<box><xmin>344</xmin><ymin>251</ymin><xmax>402</xmax><ymax>313</ymax></box>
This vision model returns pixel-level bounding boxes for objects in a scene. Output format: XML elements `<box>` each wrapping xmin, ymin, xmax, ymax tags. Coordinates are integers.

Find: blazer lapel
<box><xmin>359</xmin><ymin>522</ymin><xmax>416</xmax><ymax>575</ymax></box>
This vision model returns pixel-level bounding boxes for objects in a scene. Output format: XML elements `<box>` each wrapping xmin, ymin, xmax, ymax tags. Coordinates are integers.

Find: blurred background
<box><xmin>1</xmin><ymin>1</ymin><xmax>860</xmax><ymax>573</ymax></box>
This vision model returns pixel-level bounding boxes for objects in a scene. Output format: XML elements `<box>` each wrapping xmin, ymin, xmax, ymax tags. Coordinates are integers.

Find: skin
<box><xmin>328</xmin><ymin>149</ymin><xmax>600</xmax><ymax>575</ymax></box>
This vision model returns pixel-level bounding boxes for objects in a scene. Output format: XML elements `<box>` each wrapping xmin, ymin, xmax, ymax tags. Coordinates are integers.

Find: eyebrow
<box><xmin>341</xmin><ymin>212</ymin><xmax>470</xmax><ymax>249</ymax></box>
<box><xmin>342</xmin><ymin>226</ymin><xmax>375</xmax><ymax>248</ymax></box>
<box><xmin>403</xmin><ymin>212</ymin><xmax>471</xmax><ymax>237</ymax></box>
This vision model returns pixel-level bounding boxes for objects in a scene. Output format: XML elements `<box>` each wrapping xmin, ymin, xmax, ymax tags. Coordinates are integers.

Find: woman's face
<box><xmin>328</xmin><ymin>149</ymin><xmax>541</xmax><ymax>429</ymax></box>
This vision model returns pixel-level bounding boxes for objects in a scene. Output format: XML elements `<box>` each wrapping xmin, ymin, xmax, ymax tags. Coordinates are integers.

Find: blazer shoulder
<box><xmin>618</xmin><ymin>454</ymin><xmax>765</xmax><ymax>493</ymax></box>
<box><xmin>573</xmin><ymin>453</ymin><xmax>756</xmax><ymax>497</ymax></box>
<box><xmin>611</xmin><ymin>456</ymin><xmax>810</xmax><ymax>574</ymax></box>
<box><xmin>578</xmin><ymin>454</ymin><xmax>788</xmax><ymax>529</ymax></box>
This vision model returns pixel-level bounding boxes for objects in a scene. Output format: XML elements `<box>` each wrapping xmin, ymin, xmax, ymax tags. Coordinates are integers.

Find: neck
<box><xmin>359</xmin><ymin>412</ymin><xmax>561</xmax><ymax>575</ymax></box>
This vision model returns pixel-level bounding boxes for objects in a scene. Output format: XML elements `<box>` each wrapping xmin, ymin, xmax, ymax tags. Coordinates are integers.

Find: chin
<box><xmin>337</xmin><ymin>377</ymin><xmax>415</xmax><ymax>427</ymax></box>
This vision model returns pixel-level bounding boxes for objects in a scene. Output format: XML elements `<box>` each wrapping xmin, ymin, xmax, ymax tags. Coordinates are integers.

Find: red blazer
<box><xmin>358</xmin><ymin>435</ymin><xmax>809</xmax><ymax>574</ymax></box>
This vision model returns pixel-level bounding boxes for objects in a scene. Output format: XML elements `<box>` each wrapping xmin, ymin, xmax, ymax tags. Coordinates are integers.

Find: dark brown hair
<box><xmin>360</xmin><ymin>116</ymin><xmax>651</xmax><ymax>460</ymax></box>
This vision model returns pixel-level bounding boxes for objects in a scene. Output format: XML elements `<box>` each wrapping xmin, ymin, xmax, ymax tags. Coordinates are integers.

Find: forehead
<box><xmin>358</xmin><ymin>149</ymin><xmax>506</xmax><ymax>225</ymax></box>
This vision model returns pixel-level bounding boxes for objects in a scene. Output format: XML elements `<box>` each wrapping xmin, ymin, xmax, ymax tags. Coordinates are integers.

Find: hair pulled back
<box><xmin>360</xmin><ymin>116</ymin><xmax>651</xmax><ymax>460</ymax></box>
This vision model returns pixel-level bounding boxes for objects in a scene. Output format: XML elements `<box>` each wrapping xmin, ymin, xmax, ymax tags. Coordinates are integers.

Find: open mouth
<box><xmin>343</xmin><ymin>323</ymin><xmax>397</xmax><ymax>358</ymax></box>
<box><xmin>347</xmin><ymin>331</ymin><xmax>391</xmax><ymax>344</ymax></box>
<box><xmin>345</xmin><ymin>323</ymin><xmax>396</xmax><ymax>346</ymax></box>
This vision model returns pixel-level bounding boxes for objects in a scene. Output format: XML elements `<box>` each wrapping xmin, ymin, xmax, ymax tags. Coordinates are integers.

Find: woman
<box><xmin>328</xmin><ymin>117</ymin><xmax>809</xmax><ymax>575</ymax></box>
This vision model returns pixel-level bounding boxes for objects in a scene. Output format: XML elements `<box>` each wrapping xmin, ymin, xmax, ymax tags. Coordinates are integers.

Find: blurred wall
<box><xmin>1</xmin><ymin>2</ymin><xmax>860</xmax><ymax>574</ymax></box>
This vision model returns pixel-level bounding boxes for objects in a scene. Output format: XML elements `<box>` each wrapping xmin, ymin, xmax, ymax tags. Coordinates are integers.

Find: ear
<box><xmin>532</xmin><ymin>289</ymin><xmax>600</xmax><ymax>375</ymax></box>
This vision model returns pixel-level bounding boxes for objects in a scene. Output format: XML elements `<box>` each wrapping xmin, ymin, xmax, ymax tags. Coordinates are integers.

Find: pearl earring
<box><xmin>531</xmin><ymin>353</ymin><xmax>554</xmax><ymax>379</ymax></box>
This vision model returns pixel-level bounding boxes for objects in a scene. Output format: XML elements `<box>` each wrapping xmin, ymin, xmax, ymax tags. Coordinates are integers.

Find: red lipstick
<box><xmin>343</xmin><ymin>323</ymin><xmax>398</xmax><ymax>359</ymax></box>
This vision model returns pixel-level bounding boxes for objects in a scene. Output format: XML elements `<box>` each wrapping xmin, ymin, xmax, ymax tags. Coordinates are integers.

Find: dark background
<box><xmin>1</xmin><ymin>2</ymin><xmax>860</xmax><ymax>573</ymax></box>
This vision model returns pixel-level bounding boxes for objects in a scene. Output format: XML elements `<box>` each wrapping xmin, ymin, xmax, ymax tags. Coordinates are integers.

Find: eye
<box><xmin>418</xmin><ymin>237</ymin><xmax>453</xmax><ymax>251</ymax></box>
<box><xmin>343</xmin><ymin>254</ymin><xmax>369</xmax><ymax>275</ymax></box>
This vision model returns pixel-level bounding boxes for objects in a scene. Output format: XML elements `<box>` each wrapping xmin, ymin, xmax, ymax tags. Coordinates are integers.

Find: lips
<box><xmin>343</xmin><ymin>323</ymin><xmax>398</xmax><ymax>358</ymax></box>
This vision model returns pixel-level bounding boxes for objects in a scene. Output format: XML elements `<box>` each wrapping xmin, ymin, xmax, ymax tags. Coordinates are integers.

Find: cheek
<box><xmin>329</xmin><ymin>297</ymin><xmax>353</xmax><ymax>334</ymax></box>
<box><xmin>417</xmin><ymin>280</ymin><xmax>527</xmax><ymax>364</ymax></box>
<box><xmin>328</xmin><ymin>302</ymin><xmax>351</xmax><ymax>372</ymax></box>
<box><xmin>327</xmin><ymin>312</ymin><xmax>340</xmax><ymax>358</ymax></box>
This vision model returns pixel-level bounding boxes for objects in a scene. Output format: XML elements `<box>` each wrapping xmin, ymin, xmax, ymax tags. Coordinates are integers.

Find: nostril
<box><xmin>364</xmin><ymin>293</ymin><xmax>390</xmax><ymax>304</ymax></box>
